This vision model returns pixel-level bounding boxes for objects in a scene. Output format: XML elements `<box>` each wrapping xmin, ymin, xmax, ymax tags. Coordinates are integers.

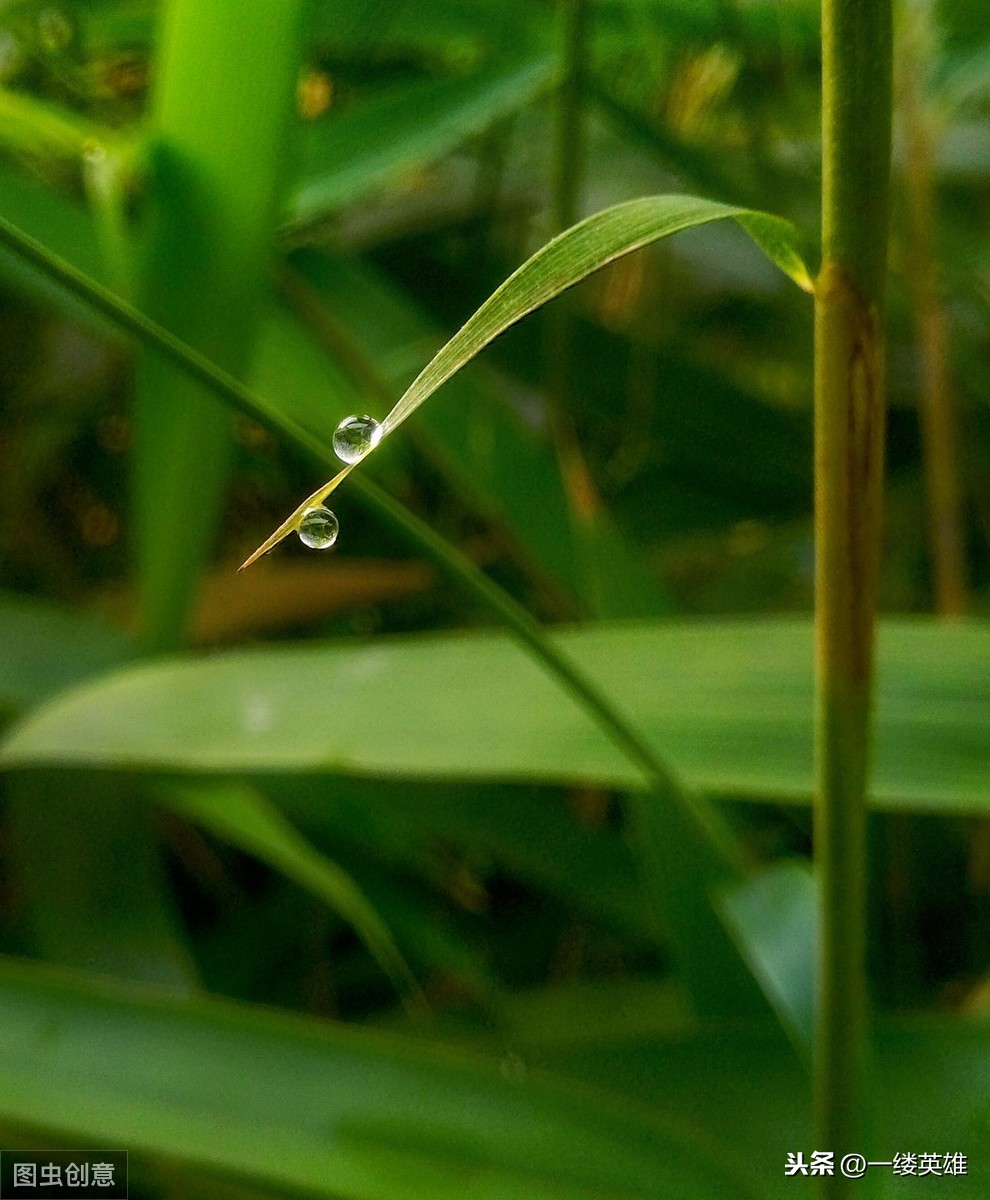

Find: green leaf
<box><xmin>627</xmin><ymin>788</ymin><xmax>773</xmax><ymax>1020</ymax></box>
<box><xmin>0</xmin><ymin>164</ymin><xmax>117</xmax><ymax>325</ymax></box>
<box><xmin>154</xmin><ymin>778</ymin><xmax>422</xmax><ymax>1008</ymax></box>
<box><xmin>242</xmin><ymin>194</ymin><xmax>811</xmax><ymax>568</ymax></box>
<box><xmin>375</xmin><ymin>195</ymin><xmax>811</xmax><ymax>439</ymax></box>
<box><xmin>0</xmin><ymin>87</ymin><xmax>105</xmax><ymax>165</ymax></box>
<box><xmin>288</xmin><ymin>55</ymin><xmax>555</xmax><ymax>229</ymax></box>
<box><xmin>285</xmin><ymin>248</ymin><xmax>671</xmax><ymax>615</ymax></box>
<box><xmin>0</xmin><ymin>956</ymin><xmax>760</xmax><ymax>1200</ymax></box>
<box><xmin>718</xmin><ymin>861</ymin><xmax>816</xmax><ymax>1056</ymax></box>
<box><xmin>282</xmin><ymin>782</ymin><xmax>653</xmax><ymax>940</ymax></box>
<box><xmin>2</xmin><ymin>619</ymin><xmax>985</xmax><ymax>814</ymax></box>
<box><xmin>0</xmin><ymin>187</ymin><xmax>809</xmax><ymax>585</ymax></box>
<box><xmin>545</xmin><ymin>1018</ymin><xmax>990</xmax><ymax>1200</ymax></box>
<box><xmin>8</xmin><ymin>777</ymin><xmax>197</xmax><ymax>991</ymax></box>
<box><xmin>482</xmin><ymin>976</ymin><xmax>693</xmax><ymax>1048</ymax></box>
<box><xmin>131</xmin><ymin>0</ymin><xmax>308</xmax><ymax>652</ymax></box>
<box><xmin>0</xmin><ymin>592</ymin><xmax>130</xmax><ymax>718</ymax></box>
<box><xmin>309</xmin><ymin>0</ymin><xmax>551</xmax><ymax>63</ymax></box>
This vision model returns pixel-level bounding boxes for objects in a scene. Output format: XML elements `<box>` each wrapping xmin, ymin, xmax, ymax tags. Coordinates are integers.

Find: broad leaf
<box><xmin>1</xmin><ymin>619</ymin><xmax>985</xmax><ymax>815</ymax></box>
<box><xmin>0</xmin><ymin>592</ymin><xmax>130</xmax><ymax>717</ymax></box>
<box><xmin>8</xmin><ymin>777</ymin><xmax>197</xmax><ymax>991</ymax></box>
<box><xmin>546</xmin><ymin>1017</ymin><xmax>990</xmax><ymax>1199</ymax></box>
<box><xmin>718</xmin><ymin>862</ymin><xmax>817</xmax><ymax>1056</ymax></box>
<box><xmin>0</xmin><ymin>956</ymin><xmax>759</xmax><ymax>1200</ymax></box>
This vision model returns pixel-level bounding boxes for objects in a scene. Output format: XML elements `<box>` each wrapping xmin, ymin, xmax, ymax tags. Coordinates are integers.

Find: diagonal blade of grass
<box><xmin>0</xmin><ymin>955</ymin><xmax>762</xmax><ymax>1200</ymax></box>
<box><xmin>0</xmin><ymin>205</ymin><xmax>778</xmax><ymax>1019</ymax></box>
<box><xmin>287</xmin><ymin>54</ymin><xmax>555</xmax><ymax>229</ymax></box>
<box><xmin>365</xmin><ymin>197</ymin><xmax>812</xmax><ymax>438</ymax></box>
<box><xmin>0</xmin><ymin>213</ymin><xmax>768</xmax><ymax>857</ymax></box>
<box><xmin>241</xmin><ymin>195</ymin><xmax>812</xmax><ymax>568</ymax></box>
<box><xmin>154</xmin><ymin>779</ymin><xmax>424</xmax><ymax>1013</ymax></box>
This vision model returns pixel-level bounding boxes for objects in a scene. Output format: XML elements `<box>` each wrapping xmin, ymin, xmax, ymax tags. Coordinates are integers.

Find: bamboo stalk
<box><xmin>814</xmin><ymin>0</ymin><xmax>893</xmax><ymax>1189</ymax></box>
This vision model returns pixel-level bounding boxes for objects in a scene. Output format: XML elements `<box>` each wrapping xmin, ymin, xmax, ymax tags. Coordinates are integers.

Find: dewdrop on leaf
<box><xmin>332</xmin><ymin>414</ymin><xmax>383</xmax><ymax>464</ymax></box>
<box><xmin>297</xmin><ymin>505</ymin><xmax>339</xmax><ymax>550</ymax></box>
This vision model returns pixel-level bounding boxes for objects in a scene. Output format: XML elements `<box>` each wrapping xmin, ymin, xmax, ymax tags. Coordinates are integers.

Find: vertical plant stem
<box><xmin>815</xmin><ymin>0</ymin><xmax>892</xmax><ymax>1187</ymax></box>
<box><xmin>547</xmin><ymin>0</ymin><xmax>603</xmax><ymax>611</ymax></box>
<box><xmin>134</xmin><ymin>0</ymin><xmax>307</xmax><ymax>652</ymax></box>
<box><xmin>123</xmin><ymin>0</ymin><xmax>307</xmax><ymax>987</ymax></box>
<box><xmin>898</xmin><ymin>2</ymin><xmax>968</xmax><ymax>616</ymax></box>
<box><xmin>552</xmin><ymin>0</ymin><xmax>590</xmax><ymax>235</ymax></box>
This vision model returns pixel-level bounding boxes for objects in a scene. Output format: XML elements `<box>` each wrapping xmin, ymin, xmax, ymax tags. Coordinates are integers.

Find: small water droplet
<box><xmin>333</xmin><ymin>414</ymin><xmax>383</xmax><ymax>464</ymax></box>
<box><xmin>297</xmin><ymin>505</ymin><xmax>339</xmax><ymax>550</ymax></box>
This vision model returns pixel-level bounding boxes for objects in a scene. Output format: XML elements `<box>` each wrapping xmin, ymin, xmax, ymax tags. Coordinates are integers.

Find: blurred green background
<box><xmin>0</xmin><ymin>1</ymin><xmax>988</xmax><ymax>1197</ymax></box>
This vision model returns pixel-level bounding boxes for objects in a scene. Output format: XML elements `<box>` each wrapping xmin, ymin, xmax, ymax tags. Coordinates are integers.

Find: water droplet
<box><xmin>297</xmin><ymin>505</ymin><xmax>339</xmax><ymax>550</ymax></box>
<box><xmin>333</xmin><ymin>414</ymin><xmax>383</xmax><ymax>464</ymax></box>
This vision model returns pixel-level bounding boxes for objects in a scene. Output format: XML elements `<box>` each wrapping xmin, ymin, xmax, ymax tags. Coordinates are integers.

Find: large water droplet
<box><xmin>333</xmin><ymin>414</ymin><xmax>383</xmax><ymax>464</ymax></box>
<box><xmin>297</xmin><ymin>505</ymin><xmax>339</xmax><ymax>550</ymax></box>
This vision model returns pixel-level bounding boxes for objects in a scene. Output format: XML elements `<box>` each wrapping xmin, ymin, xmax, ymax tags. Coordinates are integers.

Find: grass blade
<box><xmin>288</xmin><ymin>55</ymin><xmax>555</xmax><ymax>229</ymax></box>
<box><xmin>0</xmin><ymin>956</ymin><xmax>760</xmax><ymax>1200</ymax></box>
<box><xmin>2</xmin><ymin>619</ymin><xmax>985</xmax><ymax>815</ymax></box>
<box><xmin>242</xmin><ymin>194</ymin><xmax>812</xmax><ymax>568</ymax></box>
<box><xmin>132</xmin><ymin>0</ymin><xmax>308</xmax><ymax>651</ymax></box>
<box><xmin>154</xmin><ymin>778</ymin><xmax>423</xmax><ymax>1011</ymax></box>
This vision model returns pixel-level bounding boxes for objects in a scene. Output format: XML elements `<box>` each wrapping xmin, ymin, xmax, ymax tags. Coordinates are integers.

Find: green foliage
<box><xmin>3</xmin><ymin>617</ymin><xmax>987</xmax><ymax>815</ymax></box>
<box><xmin>0</xmin><ymin>1</ymin><xmax>987</xmax><ymax>1198</ymax></box>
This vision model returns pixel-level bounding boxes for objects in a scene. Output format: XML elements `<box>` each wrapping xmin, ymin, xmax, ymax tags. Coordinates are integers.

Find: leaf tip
<box><xmin>237</xmin><ymin>549</ymin><xmax>264</xmax><ymax>573</ymax></box>
<box><xmin>795</xmin><ymin>265</ymin><xmax>816</xmax><ymax>295</ymax></box>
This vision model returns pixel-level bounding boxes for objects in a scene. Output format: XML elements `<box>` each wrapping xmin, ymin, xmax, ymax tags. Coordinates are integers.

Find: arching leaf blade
<box><xmin>379</xmin><ymin>195</ymin><xmax>813</xmax><ymax>439</ymax></box>
<box><xmin>241</xmin><ymin>194</ymin><xmax>811</xmax><ymax>568</ymax></box>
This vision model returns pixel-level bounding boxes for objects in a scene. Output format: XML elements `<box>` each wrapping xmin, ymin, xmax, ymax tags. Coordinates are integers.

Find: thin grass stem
<box><xmin>815</xmin><ymin>0</ymin><xmax>892</xmax><ymax>1188</ymax></box>
<box><xmin>546</xmin><ymin>0</ymin><xmax>605</xmax><ymax>612</ymax></box>
<box><xmin>898</xmin><ymin>2</ymin><xmax>968</xmax><ymax>617</ymax></box>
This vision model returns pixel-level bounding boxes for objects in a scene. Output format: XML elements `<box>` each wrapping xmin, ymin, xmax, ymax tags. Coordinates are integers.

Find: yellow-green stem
<box><xmin>815</xmin><ymin>0</ymin><xmax>892</xmax><ymax>1190</ymax></box>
